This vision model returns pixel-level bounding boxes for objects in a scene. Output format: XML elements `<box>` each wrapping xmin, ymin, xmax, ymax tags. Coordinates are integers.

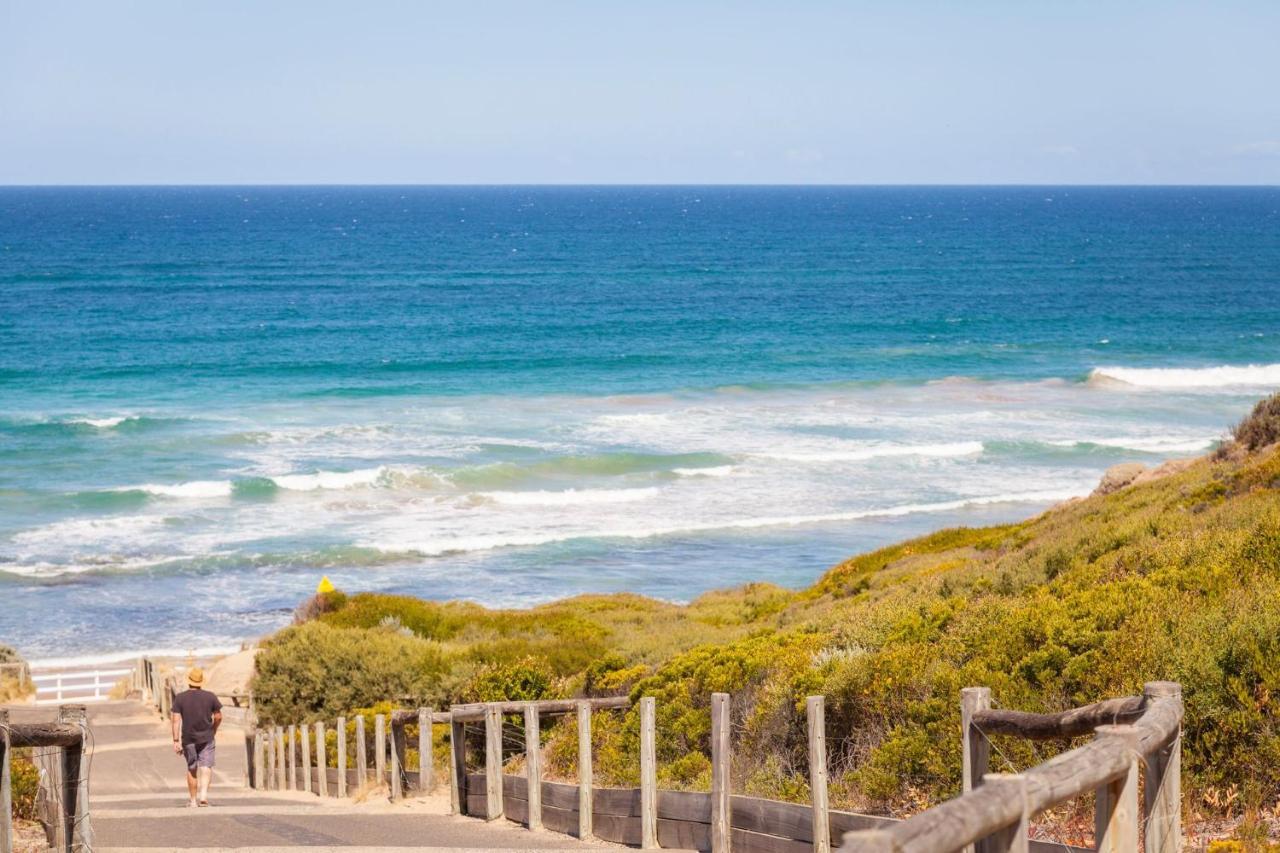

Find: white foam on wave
<box><xmin>123</xmin><ymin>480</ymin><xmax>234</xmax><ymax>499</ymax></box>
<box><xmin>482</xmin><ymin>487</ymin><xmax>661</xmax><ymax>507</ymax></box>
<box><xmin>71</xmin><ymin>415</ymin><xmax>133</xmax><ymax>429</ymax></box>
<box><xmin>10</xmin><ymin>514</ymin><xmax>170</xmax><ymax>549</ymax></box>
<box><xmin>272</xmin><ymin>467</ymin><xmax>387</xmax><ymax>491</ymax></box>
<box><xmin>764</xmin><ymin>441</ymin><xmax>984</xmax><ymax>463</ymax></box>
<box><xmin>1090</xmin><ymin>363</ymin><xmax>1280</xmax><ymax>389</ymax></box>
<box><xmin>1049</xmin><ymin>435</ymin><xmax>1218</xmax><ymax>454</ymax></box>
<box><xmin>672</xmin><ymin>465</ymin><xmax>737</xmax><ymax>478</ymax></box>
<box><xmin>364</xmin><ymin>488</ymin><xmax>1084</xmax><ymax>558</ymax></box>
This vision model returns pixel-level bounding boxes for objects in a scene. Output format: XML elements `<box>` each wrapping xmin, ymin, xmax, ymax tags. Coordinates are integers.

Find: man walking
<box><xmin>171</xmin><ymin>667</ymin><xmax>222</xmax><ymax>807</ymax></box>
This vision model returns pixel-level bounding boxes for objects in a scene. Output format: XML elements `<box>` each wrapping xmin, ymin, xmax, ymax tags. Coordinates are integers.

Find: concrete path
<box><xmin>6</xmin><ymin>700</ymin><xmax>617</xmax><ymax>851</ymax></box>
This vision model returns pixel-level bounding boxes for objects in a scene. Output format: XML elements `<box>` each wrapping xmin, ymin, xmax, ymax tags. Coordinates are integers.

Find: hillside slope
<box><xmin>254</xmin><ymin>396</ymin><xmax>1280</xmax><ymax>816</ymax></box>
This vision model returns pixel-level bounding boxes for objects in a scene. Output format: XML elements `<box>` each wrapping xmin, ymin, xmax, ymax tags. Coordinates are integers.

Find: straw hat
<box><xmin>188</xmin><ymin>667</ymin><xmax>205</xmax><ymax>687</ymax></box>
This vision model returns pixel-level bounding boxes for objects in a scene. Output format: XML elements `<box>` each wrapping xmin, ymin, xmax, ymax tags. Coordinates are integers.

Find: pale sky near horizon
<box><xmin>2</xmin><ymin>1</ymin><xmax>1278</xmax><ymax>185</ymax></box>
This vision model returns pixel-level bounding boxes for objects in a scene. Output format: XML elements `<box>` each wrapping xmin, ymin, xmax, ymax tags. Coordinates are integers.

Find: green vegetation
<box><xmin>253</xmin><ymin>394</ymin><xmax>1280</xmax><ymax>817</ymax></box>
<box><xmin>0</xmin><ymin>643</ymin><xmax>33</xmax><ymax>703</ymax></box>
<box><xmin>253</xmin><ymin>620</ymin><xmax>449</xmax><ymax>722</ymax></box>
<box><xmin>1233</xmin><ymin>393</ymin><xmax>1280</xmax><ymax>452</ymax></box>
<box><xmin>7</xmin><ymin>750</ymin><xmax>40</xmax><ymax>820</ymax></box>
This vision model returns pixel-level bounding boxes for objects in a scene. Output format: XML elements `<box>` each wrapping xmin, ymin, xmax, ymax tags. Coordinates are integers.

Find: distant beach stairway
<box><xmin>238</xmin><ymin>681</ymin><xmax>1184</xmax><ymax>853</ymax></box>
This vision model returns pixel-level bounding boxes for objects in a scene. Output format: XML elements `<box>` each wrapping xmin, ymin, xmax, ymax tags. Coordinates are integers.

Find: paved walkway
<box><xmin>6</xmin><ymin>700</ymin><xmax>617</xmax><ymax>851</ymax></box>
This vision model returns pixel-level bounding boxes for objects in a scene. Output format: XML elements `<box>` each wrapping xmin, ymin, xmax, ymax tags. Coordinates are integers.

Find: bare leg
<box><xmin>197</xmin><ymin>766</ymin><xmax>212</xmax><ymax>803</ymax></box>
<box><xmin>186</xmin><ymin>769</ymin><xmax>198</xmax><ymax>805</ymax></box>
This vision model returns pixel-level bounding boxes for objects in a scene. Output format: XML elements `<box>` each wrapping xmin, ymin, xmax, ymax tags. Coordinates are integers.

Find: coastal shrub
<box><xmin>293</xmin><ymin>590</ymin><xmax>348</xmax><ymax>624</ymax></box>
<box><xmin>807</xmin><ymin>523</ymin><xmax>1025</xmax><ymax>599</ymax></box>
<box><xmin>1234</xmin><ymin>393</ymin><xmax>1280</xmax><ymax>451</ymax></box>
<box><xmin>9</xmin><ymin>751</ymin><xmax>40</xmax><ymax>820</ymax></box>
<box><xmin>0</xmin><ymin>644</ymin><xmax>32</xmax><ymax>702</ymax></box>
<box><xmin>461</xmin><ymin>656</ymin><xmax>554</xmax><ymax>703</ymax></box>
<box><xmin>252</xmin><ymin>620</ymin><xmax>448</xmax><ymax>724</ymax></box>
<box><xmin>320</xmin><ymin>593</ymin><xmax>476</xmax><ymax>640</ymax></box>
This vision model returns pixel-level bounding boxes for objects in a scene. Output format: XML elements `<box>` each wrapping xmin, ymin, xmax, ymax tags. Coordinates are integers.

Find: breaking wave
<box><xmin>1089</xmin><ymin>363</ymin><xmax>1280</xmax><ymax>389</ymax></box>
<box><xmin>363</xmin><ymin>488</ymin><xmax>1084</xmax><ymax>558</ymax></box>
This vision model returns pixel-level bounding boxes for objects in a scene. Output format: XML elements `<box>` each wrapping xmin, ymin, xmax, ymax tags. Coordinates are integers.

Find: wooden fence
<box><xmin>245</xmin><ymin>683</ymin><xmax>1182</xmax><ymax>853</ymax></box>
<box><xmin>840</xmin><ymin>682</ymin><xmax>1183</xmax><ymax>853</ymax></box>
<box><xmin>0</xmin><ymin>705</ymin><xmax>92</xmax><ymax>853</ymax></box>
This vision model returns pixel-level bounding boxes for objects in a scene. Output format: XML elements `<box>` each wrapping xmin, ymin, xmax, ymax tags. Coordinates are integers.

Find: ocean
<box><xmin>2</xmin><ymin>185</ymin><xmax>1278</xmax><ymax>664</ymax></box>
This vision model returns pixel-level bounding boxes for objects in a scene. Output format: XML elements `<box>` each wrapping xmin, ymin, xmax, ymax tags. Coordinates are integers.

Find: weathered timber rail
<box><xmin>1</xmin><ymin>705</ymin><xmax>92</xmax><ymax>853</ymax></box>
<box><xmin>841</xmin><ymin>681</ymin><xmax>1183</xmax><ymax>853</ymax></box>
<box><xmin>242</xmin><ymin>683</ymin><xmax>1175</xmax><ymax>853</ymax></box>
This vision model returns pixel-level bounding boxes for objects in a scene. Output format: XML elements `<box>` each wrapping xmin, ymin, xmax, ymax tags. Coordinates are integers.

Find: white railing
<box><xmin>31</xmin><ymin>667</ymin><xmax>133</xmax><ymax>705</ymax></box>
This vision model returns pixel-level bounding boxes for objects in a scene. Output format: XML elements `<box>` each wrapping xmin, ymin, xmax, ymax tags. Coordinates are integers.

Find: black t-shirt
<box><xmin>172</xmin><ymin>688</ymin><xmax>222</xmax><ymax>745</ymax></box>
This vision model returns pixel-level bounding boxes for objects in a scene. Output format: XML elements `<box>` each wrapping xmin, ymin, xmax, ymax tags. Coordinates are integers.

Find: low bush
<box><xmin>0</xmin><ymin>644</ymin><xmax>32</xmax><ymax>702</ymax></box>
<box><xmin>1234</xmin><ymin>392</ymin><xmax>1280</xmax><ymax>451</ymax></box>
<box><xmin>9</xmin><ymin>750</ymin><xmax>40</xmax><ymax>820</ymax></box>
<box><xmin>252</xmin><ymin>621</ymin><xmax>448</xmax><ymax>724</ymax></box>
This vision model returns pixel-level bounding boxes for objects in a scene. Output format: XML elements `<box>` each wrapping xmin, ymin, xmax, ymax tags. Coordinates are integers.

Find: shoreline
<box><xmin>10</xmin><ymin>456</ymin><xmax>1207</xmax><ymax>666</ymax></box>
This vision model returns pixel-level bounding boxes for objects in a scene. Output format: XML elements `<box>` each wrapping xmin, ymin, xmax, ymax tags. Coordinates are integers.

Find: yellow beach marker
<box><xmin>316</xmin><ymin>575</ymin><xmax>336</xmax><ymax>594</ymax></box>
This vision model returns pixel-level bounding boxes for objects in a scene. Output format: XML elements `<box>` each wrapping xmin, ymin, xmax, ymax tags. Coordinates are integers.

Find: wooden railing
<box><xmin>0</xmin><ymin>705</ymin><xmax>92</xmax><ymax>853</ymax></box>
<box><xmin>841</xmin><ymin>682</ymin><xmax>1183</xmax><ymax>853</ymax></box>
<box><xmin>243</xmin><ymin>683</ymin><xmax>1183</xmax><ymax>853</ymax></box>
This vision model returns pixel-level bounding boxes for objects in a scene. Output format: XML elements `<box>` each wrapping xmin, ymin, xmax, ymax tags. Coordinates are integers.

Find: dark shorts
<box><xmin>183</xmin><ymin>741</ymin><xmax>215</xmax><ymax>772</ymax></box>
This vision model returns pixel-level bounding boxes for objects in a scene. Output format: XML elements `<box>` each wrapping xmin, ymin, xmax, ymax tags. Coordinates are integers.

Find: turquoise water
<box><xmin>2</xmin><ymin>186</ymin><xmax>1278</xmax><ymax>662</ymax></box>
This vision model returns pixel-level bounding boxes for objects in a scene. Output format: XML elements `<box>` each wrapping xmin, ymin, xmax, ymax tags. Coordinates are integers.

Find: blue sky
<box><xmin>2</xmin><ymin>1</ymin><xmax>1277</xmax><ymax>184</ymax></box>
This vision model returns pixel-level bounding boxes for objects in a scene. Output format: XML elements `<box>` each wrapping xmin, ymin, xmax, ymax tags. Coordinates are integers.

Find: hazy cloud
<box><xmin>1231</xmin><ymin>141</ymin><xmax>1280</xmax><ymax>157</ymax></box>
<box><xmin>784</xmin><ymin>147</ymin><xmax>825</xmax><ymax>165</ymax></box>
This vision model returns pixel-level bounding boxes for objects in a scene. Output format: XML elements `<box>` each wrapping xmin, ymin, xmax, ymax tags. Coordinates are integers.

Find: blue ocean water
<box><xmin>2</xmin><ymin>186</ymin><xmax>1278</xmax><ymax>662</ymax></box>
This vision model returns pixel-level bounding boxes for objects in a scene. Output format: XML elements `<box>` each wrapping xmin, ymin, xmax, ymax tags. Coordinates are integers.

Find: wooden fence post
<box><xmin>300</xmin><ymin>722</ymin><xmax>312</xmax><ymax>793</ymax></box>
<box><xmin>58</xmin><ymin>704</ymin><xmax>91</xmax><ymax>853</ymax></box>
<box><xmin>485</xmin><ymin>705</ymin><xmax>504</xmax><ymax>820</ymax></box>
<box><xmin>578</xmin><ymin>701</ymin><xmax>593</xmax><ymax>840</ymax></box>
<box><xmin>266</xmin><ymin>727</ymin><xmax>276</xmax><ymax>790</ymax></box>
<box><xmin>374</xmin><ymin>714</ymin><xmax>386</xmax><ymax>789</ymax></box>
<box><xmin>525</xmin><ymin>704</ymin><xmax>543</xmax><ymax>831</ymax></box>
<box><xmin>337</xmin><ymin>716</ymin><xmax>348</xmax><ymax>798</ymax></box>
<box><xmin>253</xmin><ymin>731</ymin><xmax>265</xmax><ymax>791</ymax></box>
<box><xmin>640</xmin><ymin>696</ymin><xmax>657</xmax><ymax>849</ymax></box>
<box><xmin>1</xmin><ymin>708</ymin><xmax>12</xmax><ymax>853</ymax></box>
<box><xmin>419</xmin><ymin>708</ymin><xmax>433</xmax><ymax>793</ymax></box>
<box><xmin>1143</xmin><ymin>682</ymin><xmax>1182</xmax><ymax>853</ymax></box>
<box><xmin>807</xmin><ymin>696</ymin><xmax>831</xmax><ymax>853</ymax></box>
<box><xmin>450</xmin><ymin>714</ymin><xmax>465</xmax><ymax>815</ymax></box>
<box><xmin>243</xmin><ymin>731</ymin><xmax>254</xmax><ymax>789</ymax></box>
<box><xmin>355</xmin><ymin>715</ymin><xmax>368</xmax><ymax>786</ymax></box>
<box><xmin>961</xmin><ymin>687</ymin><xmax>992</xmax><ymax>853</ymax></box>
<box><xmin>390</xmin><ymin>720</ymin><xmax>403</xmax><ymax>800</ymax></box>
<box><xmin>287</xmin><ymin>724</ymin><xmax>297</xmax><ymax>790</ymax></box>
<box><xmin>711</xmin><ymin>692</ymin><xmax>731</xmax><ymax>853</ymax></box>
<box><xmin>275</xmin><ymin>726</ymin><xmax>286</xmax><ymax>790</ymax></box>
<box><xmin>1094</xmin><ymin>725</ymin><xmax>1139</xmax><ymax>853</ymax></box>
<box><xmin>980</xmin><ymin>774</ymin><xmax>1028</xmax><ymax>853</ymax></box>
<box><xmin>315</xmin><ymin>722</ymin><xmax>328</xmax><ymax>797</ymax></box>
